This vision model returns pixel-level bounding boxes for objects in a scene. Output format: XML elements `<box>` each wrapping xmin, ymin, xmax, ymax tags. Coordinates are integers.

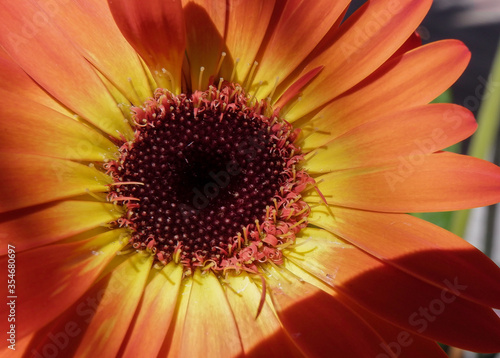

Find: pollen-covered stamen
<box><xmin>107</xmin><ymin>83</ymin><xmax>312</xmax><ymax>273</ymax></box>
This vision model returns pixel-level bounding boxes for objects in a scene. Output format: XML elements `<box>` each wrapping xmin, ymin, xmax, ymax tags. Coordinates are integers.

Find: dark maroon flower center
<box><xmin>107</xmin><ymin>84</ymin><xmax>310</xmax><ymax>272</ymax></box>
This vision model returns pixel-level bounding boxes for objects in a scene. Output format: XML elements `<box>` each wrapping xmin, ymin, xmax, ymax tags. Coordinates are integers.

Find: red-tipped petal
<box><xmin>18</xmin><ymin>288</ymin><xmax>100</xmax><ymax>357</ymax></box>
<box><xmin>182</xmin><ymin>0</ymin><xmax>226</xmax><ymax>91</ymax></box>
<box><xmin>351</xmin><ymin>301</ymin><xmax>448</xmax><ymax>358</ymax></box>
<box><xmin>286</xmin><ymin>228</ymin><xmax>500</xmax><ymax>352</ymax></box>
<box><xmin>312</xmin><ymin>207</ymin><xmax>500</xmax><ymax>308</ymax></box>
<box><xmin>251</xmin><ymin>0</ymin><xmax>350</xmax><ymax>98</ymax></box>
<box><xmin>108</xmin><ymin>0</ymin><xmax>185</xmax><ymax>92</ymax></box>
<box><xmin>308</xmin><ymin>152</ymin><xmax>500</xmax><ymax>212</ymax></box>
<box><xmin>0</xmin><ymin>56</ymin><xmax>71</xmax><ymax>116</ymax></box>
<box><xmin>74</xmin><ymin>253</ymin><xmax>153</xmax><ymax>357</ymax></box>
<box><xmin>224</xmin><ymin>273</ymin><xmax>301</xmax><ymax>357</ymax></box>
<box><xmin>0</xmin><ymin>333</ymin><xmax>34</xmax><ymax>357</ymax></box>
<box><xmin>0</xmin><ymin>96</ymin><xmax>116</xmax><ymax>161</ymax></box>
<box><xmin>287</xmin><ymin>0</ymin><xmax>432</xmax><ymax>120</ymax></box>
<box><xmin>303</xmin><ymin>104</ymin><xmax>476</xmax><ymax>170</ymax></box>
<box><xmin>274</xmin><ymin>66</ymin><xmax>324</xmax><ymax>110</ymax></box>
<box><xmin>297</xmin><ymin>221</ymin><xmax>500</xmax><ymax>310</ymax></box>
<box><xmin>121</xmin><ymin>263</ymin><xmax>183</xmax><ymax>358</ymax></box>
<box><xmin>158</xmin><ymin>279</ymin><xmax>192</xmax><ymax>358</ymax></box>
<box><xmin>391</xmin><ymin>31</ymin><xmax>423</xmax><ymax>59</ymax></box>
<box><xmin>0</xmin><ymin>1</ymin><xmax>132</xmax><ymax>139</ymax></box>
<box><xmin>266</xmin><ymin>266</ymin><xmax>389</xmax><ymax>357</ymax></box>
<box><xmin>36</xmin><ymin>0</ymin><xmax>153</xmax><ymax>104</ymax></box>
<box><xmin>220</xmin><ymin>0</ymin><xmax>276</xmax><ymax>84</ymax></box>
<box><xmin>293</xmin><ymin>40</ymin><xmax>470</xmax><ymax>149</ymax></box>
<box><xmin>179</xmin><ymin>270</ymin><xmax>243</xmax><ymax>358</ymax></box>
<box><xmin>0</xmin><ymin>153</ymin><xmax>112</xmax><ymax>213</ymax></box>
<box><xmin>0</xmin><ymin>200</ymin><xmax>122</xmax><ymax>254</ymax></box>
<box><xmin>1</xmin><ymin>230</ymin><xmax>126</xmax><ymax>340</ymax></box>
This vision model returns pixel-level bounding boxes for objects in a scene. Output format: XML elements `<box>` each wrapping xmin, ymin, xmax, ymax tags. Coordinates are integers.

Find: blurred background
<box><xmin>347</xmin><ymin>0</ymin><xmax>500</xmax><ymax>357</ymax></box>
<box><xmin>420</xmin><ymin>0</ymin><xmax>500</xmax><ymax>272</ymax></box>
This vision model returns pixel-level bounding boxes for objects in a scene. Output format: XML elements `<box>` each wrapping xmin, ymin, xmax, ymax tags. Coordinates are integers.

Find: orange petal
<box><xmin>390</xmin><ymin>31</ymin><xmax>422</xmax><ymax>59</ymax></box>
<box><xmin>179</xmin><ymin>270</ymin><xmax>243</xmax><ymax>358</ymax></box>
<box><xmin>266</xmin><ymin>266</ymin><xmax>388</xmax><ymax>357</ymax></box>
<box><xmin>303</xmin><ymin>104</ymin><xmax>476</xmax><ymax>170</ymax></box>
<box><xmin>18</xmin><ymin>289</ymin><xmax>98</xmax><ymax>357</ymax></box>
<box><xmin>220</xmin><ymin>0</ymin><xmax>276</xmax><ymax>84</ymax></box>
<box><xmin>0</xmin><ymin>56</ymin><xmax>71</xmax><ymax>116</ymax></box>
<box><xmin>0</xmin><ymin>200</ymin><xmax>122</xmax><ymax>254</ymax></box>
<box><xmin>267</xmin><ymin>4</ymin><xmax>350</xmax><ymax>104</ymax></box>
<box><xmin>286</xmin><ymin>228</ymin><xmax>500</xmax><ymax>352</ymax></box>
<box><xmin>121</xmin><ymin>262</ymin><xmax>183</xmax><ymax>358</ymax></box>
<box><xmin>18</xmin><ymin>268</ymin><xmax>131</xmax><ymax>357</ymax></box>
<box><xmin>286</xmin><ymin>0</ymin><xmax>432</xmax><ymax>120</ymax></box>
<box><xmin>74</xmin><ymin>253</ymin><xmax>153</xmax><ymax>357</ymax></box>
<box><xmin>251</xmin><ymin>0</ymin><xmax>350</xmax><ymax>98</ymax></box>
<box><xmin>307</xmin><ymin>151</ymin><xmax>500</xmax><ymax>212</ymax></box>
<box><xmin>0</xmin><ymin>1</ymin><xmax>132</xmax><ymax>139</ymax></box>
<box><xmin>281</xmin><ymin>259</ymin><xmax>448</xmax><ymax>357</ymax></box>
<box><xmin>0</xmin><ymin>153</ymin><xmax>112</xmax><ymax>213</ymax></box>
<box><xmin>158</xmin><ymin>278</ymin><xmax>193</xmax><ymax>358</ymax></box>
<box><xmin>108</xmin><ymin>0</ymin><xmax>185</xmax><ymax>93</ymax></box>
<box><xmin>182</xmin><ymin>0</ymin><xmax>226</xmax><ymax>91</ymax></box>
<box><xmin>0</xmin><ymin>96</ymin><xmax>116</xmax><ymax>161</ymax></box>
<box><xmin>0</xmin><ymin>230</ymin><xmax>126</xmax><ymax>340</ymax></box>
<box><xmin>224</xmin><ymin>273</ymin><xmax>300</xmax><ymax>357</ymax></box>
<box><xmin>352</xmin><ymin>302</ymin><xmax>448</xmax><ymax>358</ymax></box>
<box><xmin>292</xmin><ymin>39</ymin><xmax>470</xmax><ymax>149</ymax></box>
<box><xmin>280</xmin><ymin>259</ymin><xmax>437</xmax><ymax>357</ymax></box>
<box><xmin>297</xmin><ymin>221</ymin><xmax>500</xmax><ymax>310</ymax></box>
<box><xmin>0</xmin><ymin>332</ymin><xmax>34</xmax><ymax>358</ymax></box>
<box><xmin>274</xmin><ymin>66</ymin><xmax>324</xmax><ymax>110</ymax></box>
<box><xmin>37</xmin><ymin>0</ymin><xmax>153</xmax><ymax>104</ymax></box>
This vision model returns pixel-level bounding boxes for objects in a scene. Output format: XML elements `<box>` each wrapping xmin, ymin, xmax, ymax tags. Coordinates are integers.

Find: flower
<box><xmin>1</xmin><ymin>0</ymin><xmax>500</xmax><ymax>357</ymax></box>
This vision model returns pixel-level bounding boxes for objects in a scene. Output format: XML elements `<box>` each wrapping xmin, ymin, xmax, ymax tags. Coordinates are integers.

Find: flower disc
<box><xmin>107</xmin><ymin>84</ymin><xmax>311</xmax><ymax>272</ymax></box>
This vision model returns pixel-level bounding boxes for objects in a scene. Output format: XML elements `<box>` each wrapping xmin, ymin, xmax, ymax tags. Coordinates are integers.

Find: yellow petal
<box><xmin>0</xmin><ymin>200</ymin><xmax>122</xmax><ymax>254</ymax></box>
<box><xmin>180</xmin><ymin>270</ymin><xmax>243</xmax><ymax>358</ymax></box>
<box><xmin>75</xmin><ymin>253</ymin><xmax>153</xmax><ymax>357</ymax></box>
<box><xmin>0</xmin><ymin>153</ymin><xmax>112</xmax><ymax>213</ymax></box>
<box><xmin>121</xmin><ymin>262</ymin><xmax>183</xmax><ymax>358</ymax></box>
<box><xmin>224</xmin><ymin>272</ymin><xmax>300</xmax><ymax>357</ymax></box>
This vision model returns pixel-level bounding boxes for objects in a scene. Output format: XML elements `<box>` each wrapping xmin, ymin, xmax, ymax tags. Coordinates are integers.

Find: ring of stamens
<box><xmin>106</xmin><ymin>83</ymin><xmax>313</xmax><ymax>274</ymax></box>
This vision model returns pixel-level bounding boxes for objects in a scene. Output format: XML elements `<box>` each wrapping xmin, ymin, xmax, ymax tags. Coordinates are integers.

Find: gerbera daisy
<box><xmin>1</xmin><ymin>0</ymin><xmax>500</xmax><ymax>357</ymax></box>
